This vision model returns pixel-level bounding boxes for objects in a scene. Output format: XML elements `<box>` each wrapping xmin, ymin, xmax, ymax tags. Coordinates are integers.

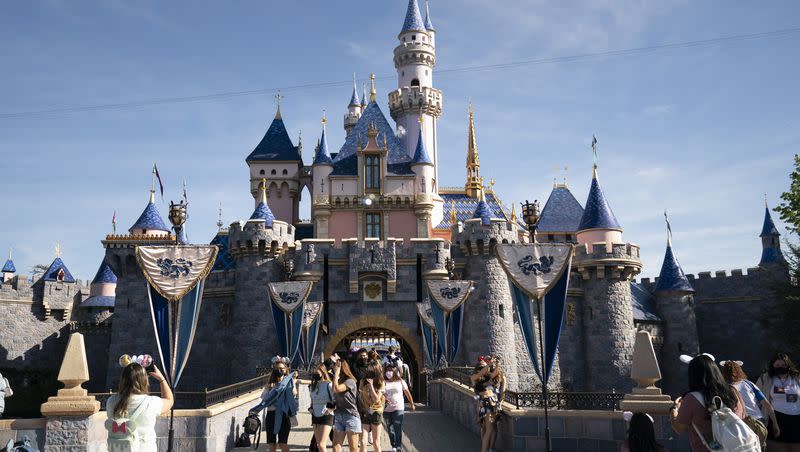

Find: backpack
<box><xmin>689</xmin><ymin>392</ymin><xmax>760</xmax><ymax>452</ymax></box>
<box><xmin>242</xmin><ymin>413</ymin><xmax>261</xmax><ymax>450</ymax></box>
<box><xmin>234</xmin><ymin>432</ymin><xmax>251</xmax><ymax>448</ymax></box>
<box><xmin>104</xmin><ymin>397</ymin><xmax>150</xmax><ymax>451</ymax></box>
<box><xmin>1</xmin><ymin>377</ymin><xmax>11</xmax><ymax>398</ymax></box>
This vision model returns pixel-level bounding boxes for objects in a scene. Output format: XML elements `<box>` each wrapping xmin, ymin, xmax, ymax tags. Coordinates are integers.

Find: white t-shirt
<box><xmin>106</xmin><ymin>394</ymin><xmax>164</xmax><ymax>452</ymax></box>
<box><xmin>733</xmin><ymin>380</ymin><xmax>766</xmax><ymax>419</ymax></box>
<box><xmin>769</xmin><ymin>376</ymin><xmax>800</xmax><ymax>416</ymax></box>
<box><xmin>310</xmin><ymin>382</ymin><xmax>334</xmax><ymax>417</ymax></box>
<box><xmin>384</xmin><ymin>380</ymin><xmax>409</xmax><ymax>413</ymax></box>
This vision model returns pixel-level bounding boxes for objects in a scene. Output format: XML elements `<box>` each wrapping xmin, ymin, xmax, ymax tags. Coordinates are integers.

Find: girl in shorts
<box><xmin>309</xmin><ymin>363</ymin><xmax>335</xmax><ymax>452</ymax></box>
<box><xmin>359</xmin><ymin>362</ymin><xmax>385</xmax><ymax>452</ymax></box>
<box><xmin>332</xmin><ymin>359</ymin><xmax>361</xmax><ymax>452</ymax></box>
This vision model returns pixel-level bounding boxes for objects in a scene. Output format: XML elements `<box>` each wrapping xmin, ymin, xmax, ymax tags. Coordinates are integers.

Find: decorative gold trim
<box><xmin>496</xmin><ymin>244</ymin><xmax>574</xmax><ymax>300</ymax></box>
<box><xmin>135</xmin><ymin>245</ymin><xmax>219</xmax><ymax>302</ymax></box>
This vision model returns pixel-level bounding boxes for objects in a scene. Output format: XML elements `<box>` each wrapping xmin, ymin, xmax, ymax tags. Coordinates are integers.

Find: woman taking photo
<box><xmin>332</xmin><ymin>359</ymin><xmax>361</xmax><ymax>452</ymax></box>
<box><xmin>359</xmin><ymin>362</ymin><xmax>385</xmax><ymax>452</ymax></box>
<box><xmin>309</xmin><ymin>363</ymin><xmax>335</xmax><ymax>452</ymax></box>
<box><xmin>762</xmin><ymin>353</ymin><xmax>800</xmax><ymax>451</ymax></box>
<box><xmin>383</xmin><ymin>362</ymin><xmax>415</xmax><ymax>452</ymax></box>
<box><xmin>470</xmin><ymin>356</ymin><xmax>501</xmax><ymax>452</ymax></box>
<box><xmin>106</xmin><ymin>363</ymin><xmax>174</xmax><ymax>452</ymax></box>
<box><xmin>671</xmin><ymin>354</ymin><xmax>745</xmax><ymax>451</ymax></box>
<box><xmin>249</xmin><ymin>357</ymin><xmax>298</xmax><ymax>452</ymax></box>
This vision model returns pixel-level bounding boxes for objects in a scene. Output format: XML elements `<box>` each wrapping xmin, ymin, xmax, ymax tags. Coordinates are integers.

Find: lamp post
<box><xmin>165</xmin><ymin>200</ymin><xmax>187</xmax><ymax>452</ymax></box>
<box><xmin>521</xmin><ymin>199</ymin><xmax>552</xmax><ymax>452</ymax></box>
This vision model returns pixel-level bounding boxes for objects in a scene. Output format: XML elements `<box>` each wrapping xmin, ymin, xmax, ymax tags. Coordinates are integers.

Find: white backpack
<box><xmin>1</xmin><ymin>377</ymin><xmax>12</xmax><ymax>398</ymax></box>
<box><xmin>105</xmin><ymin>398</ymin><xmax>150</xmax><ymax>451</ymax></box>
<box><xmin>690</xmin><ymin>392</ymin><xmax>760</xmax><ymax>452</ymax></box>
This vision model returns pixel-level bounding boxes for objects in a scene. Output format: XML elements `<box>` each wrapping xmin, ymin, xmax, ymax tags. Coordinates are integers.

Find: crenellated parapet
<box><xmin>227</xmin><ymin>219</ymin><xmax>296</xmax><ymax>258</ymax></box>
<box><xmin>572</xmin><ymin>242</ymin><xmax>642</xmax><ymax>281</ymax></box>
<box><xmin>346</xmin><ymin>238</ymin><xmax>399</xmax><ymax>293</ymax></box>
<box><xmin>453</xmin><ymin>218</ymin><xmax>519</xmax><ymax>256</ymax></box>
<box><xmin>388</xmin><ymin>86</ymin><xmax>443</xmax><ymax>120</ymax></box>
<box><xmin>393</xmin><ymin>40</ymin><xmax>436</xmax><ymax>69</ymax></box>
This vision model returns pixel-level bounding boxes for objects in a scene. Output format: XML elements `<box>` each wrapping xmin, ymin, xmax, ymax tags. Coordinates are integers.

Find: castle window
<box><xmin>566</xmin><ymin>234</ymin><xmax>573</xmax><ymax>242</ymax></box>
<box><xmin>403</xmin><ymin>37</ymin><xmax>406</xmax><ymax>42</ymax></box>
<box><xmin>411</xmin><ymin>79</ymin><xmax>420</xmax><ymax>87</ymax></box>
<box><xmin>282</xmin><ymin>169</ymin><xmax>288</xmax><ymax>175</ymax></box>
<box><xmin>259</xmin><ymin>169</ymin><xmax>265</xmax><ymax>175</ymax></box>
<box><xmin>56</xmin><ymin>269</ymin><xmax>65</xmax><ymax>282</ymax></box>
<box><xmin>412</xmin><ymin>35</ymin><xmax>416</xmax><ymax>40</ymax></box>
<box><xmin>271</xmin><ymin>169</ymin><xmax>277</xmax><ymax>175</ymax></box>
<box><xmin>547</xmin><ymin>234</ymin><xmax>555</xmax><ymax>242</ymax></box>
<box><xmin>366</xmin><ymin>213</ymin><xmax>381</xmax><ymax>238</ymax></box>
<box><xmin>365</xmin><ymin>155</ymin><xmax>380</xmax><ymax>191</ymax></box>
<box><xmin>499</xmin><ymin>304</ymin><xmax>505</xmax><ymax>318</ymax></box>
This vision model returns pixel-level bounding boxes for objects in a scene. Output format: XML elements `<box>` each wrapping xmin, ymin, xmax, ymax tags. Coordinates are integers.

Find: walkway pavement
<box><xmin>234</xmin><ymin>405</ymin><xmax>479</xmax><ymax>452</ymax></box>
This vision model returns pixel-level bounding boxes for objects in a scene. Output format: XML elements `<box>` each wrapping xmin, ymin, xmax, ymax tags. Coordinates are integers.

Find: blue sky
<box><xmin>0</xmin><ymin>0</ymin><xmax>796</xmax><ymax>282</ymax></box>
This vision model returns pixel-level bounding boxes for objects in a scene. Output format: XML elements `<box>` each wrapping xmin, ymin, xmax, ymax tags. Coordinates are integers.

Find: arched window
<box><xmin>271</xmin><ymin>169</ymin><xmax>277</xmax><ymax>175</ymax></box>
<box><xmin>412</xmin><ymin>35</ymin><xmax>416</xmax><ymax>40</ymax></box>
<box><xmin>259</xmin><ymin>169</ymin><xmax>265</xmax><ymax>175</ymax></box>
<box><xmin>282</xmin><ymin>169</ymin><xmax>288</xmax><ymax>175</ymax></box>
<box><xmin>411</xmin><ymin>79</ymin><xmax>420</xmax><ymax>87</ymax></box>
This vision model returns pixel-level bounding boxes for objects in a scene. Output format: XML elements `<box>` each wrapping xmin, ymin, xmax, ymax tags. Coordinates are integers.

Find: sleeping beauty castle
<box><xmin>0</xmin><ymin>0</ymin><xmax>789</xmax><ymax>400</ymax></box>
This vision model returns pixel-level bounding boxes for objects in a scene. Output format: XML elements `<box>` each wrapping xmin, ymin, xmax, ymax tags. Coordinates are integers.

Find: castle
<box><xmin>0</xmin><ymin>0</ymin><xmax>789</xmax><ymax>403</ymax></box>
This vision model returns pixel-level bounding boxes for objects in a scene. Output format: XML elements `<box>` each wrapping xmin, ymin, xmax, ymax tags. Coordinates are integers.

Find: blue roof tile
<box><xmin>129</xmin><ymin>196</ymin><xmax>169</xmax><ymax>233</ymax></box>
<box><xmin>91</xmin><ymin>260</ymin><xmax>117</xmax><ymax>284</ymax></box>
<box><xmin>473</xmin><ymin>197</ymin><xmax>493</xmax><ymax>225</ymax></box>
<box><xmin>630</xmin><ymin>282</ymin><xmax>661</xmax><ymax>321</ymax></box>
<box><xmin>245</xmin><ymin>115</ymin><xmax>301</xmax><ymax>162</ymax></box>
<box><xmin>313</xmin><ymin>126</ymin><xmax>333</xmax><ymax>165</ymax></box>
<box><xmin>81</xmin><ymin>295</ymin><xmax>116</xmax><ymax>308</ymax></box>
<box><xmin>424</xmin><ymin>0</ymin><xmax>435</xmax><ymax>30</ymax></box>
<box><xmin>411</xmin><ymin>128</ymin><xmax>433</xmax><ymax>165</ymax></box>
<box><xmin>436</xmin><ymin>193</ymin><xmax>519</xmax><ymax>229</ymax></box>
<box><xmin>654</xmin><ymin>245</ymin><xmax>693</xmax><ymax>293</ymax></box>
<box><xmin>331</xmin><ymin>101</ymin><xmax>413</xmax><ymax>176</ymax></box>
<box><xmin>578</xmin><ymin>176</ymin><xmax>621</xmax><ymax>231</ymax></box>
<box><xmin>537</xmin><ymin>186</ymin><xmax>584</xmax><ymax>233</ymax></box>
<box><xmin>210</xmin><ymin>233</ymin><xmax>236</xmax><ymax>271</ymax></box>
<box><xmin>250</xmin><ymin>202</ymin><xmax>275</xmax><ymax>226</ymax></box>
<box><xmin>401</xmin><ymin>0</ymin><xmax>426</xmax><ymax>33</ymax></box>
<box><xmin>760</xmin><ymin>247</ymin><xmax>784</xmax><ymax>265</ymax></box>
<box><xmin>2</xmin><ymin>259</ymin><xmax>15</xmax><ymax>273</ymax></box>
<box><xmin>349</xmin><ymin>85</ymin><xmax>360</xmax><ymax>107</ymax></box>
<box><xmin>760</xmin><ymin>207</ymin><xmax>780</xmax><ymax>237</ymax></box>
<box><xmin>42</xmin><ymin>257</ymin><xmax>76</xmax><ymax>283</ymax></box>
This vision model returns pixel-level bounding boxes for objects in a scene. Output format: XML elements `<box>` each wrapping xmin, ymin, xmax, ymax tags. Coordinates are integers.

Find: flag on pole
<box><xmin>591</xmin><ymin>135</ymin><xmax>598</xmax><ymax>166</ymax></box>
<box><xmin>664</xmin><ymin>210</ymin><xmax>672</xmax><ymax>246</ymax></box>
<box><xmin>182</xmin><ymin>179</ymin><xmax>188</xmax><ymax>204</ymax></box>
<box><xmin>152</xmin><ymin>163</ymin><xmax>164</xmax><ymax>200</ymax></box>
<box><xmin>112</xmin><ymin>209</ymin><xmax>117</xmax><ymax>235</ymax></box>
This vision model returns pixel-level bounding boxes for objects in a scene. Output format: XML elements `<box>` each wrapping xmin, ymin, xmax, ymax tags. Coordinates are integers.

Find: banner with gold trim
<box><xmin>269</xmin><ymin>281</ymin><xmax>314</xmax><ymax>362</ymax></box>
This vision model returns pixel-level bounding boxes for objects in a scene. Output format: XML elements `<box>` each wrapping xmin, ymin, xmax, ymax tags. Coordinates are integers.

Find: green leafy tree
<box><xmin>29</xmin><ymin>264</ymin><xmax>48</xmax><ymax>281</ymax></box>
<box><xmin>775</xmin><ymin>154</ymin><xmax>800</xmax><ymax>234</ymax></box>
<box><xmin>773</xmin><ymin>154</ymin><xmax>800</xmax><ymax>355</ymax></box>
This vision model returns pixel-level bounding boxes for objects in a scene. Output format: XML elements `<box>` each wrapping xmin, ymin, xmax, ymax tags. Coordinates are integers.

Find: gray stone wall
<box><xmin>654</xmin><ymin>292</ymin><xmax>698</xmax><ymax>397</ymax></box>
<box><xmin>556</xmin><ymin>289</ymin><xmax>587</xmax><ymax>391</ymax></box>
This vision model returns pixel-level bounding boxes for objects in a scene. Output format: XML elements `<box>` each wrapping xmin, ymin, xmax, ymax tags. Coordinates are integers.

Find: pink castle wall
<box><xmin>328</xmin><ymin>211</ymin><xmax>358</xmax><ymax>244</ymax></box>
<box><xmin>388</xmin><ymin>211</ymin><xmax>418</xmax><ymax>241</ymax></box>
<box><xmin>267</xmin><ymin>182</ymin><xmax>295</xmax><ymax>224</ymax></box>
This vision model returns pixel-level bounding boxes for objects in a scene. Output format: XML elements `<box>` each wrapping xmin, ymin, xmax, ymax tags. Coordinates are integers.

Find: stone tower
<box><xmin>653</xmin><ymin>226</ymin><xmax>698</xmax><ymax>397</ymax></box>
<box><xmin>759</xmin><ymin>203</ymin><xmax>786</xmax><ymax>267</ymax></box>
<box><xmin>453</xmin><ymin>193</ymin><xmax>520</xmax><ymax>389</ymax></box>
<box><xmin>227</xmin><ymin>179</ymin><xmax>295</xmax><ymax>381</ymax></box>
<box><xmin>573</xmin><ymin>165</ymin><xmax>641</xmax><ymax>392</ymax></box>
<box><xmin>411</xmin><ymin>121</ymin><xmax>435</xmax><ymax>238</ymax></box>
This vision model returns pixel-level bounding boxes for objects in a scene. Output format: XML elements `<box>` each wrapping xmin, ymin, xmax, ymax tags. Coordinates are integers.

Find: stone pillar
<box><xmin>40</xmin><ymin>332</ymin><xmax>104</xmax><ymax>451</ymax></box>
<box><xmin>619</xmin><ymin>330</ymin><xmax>674</xmax><ymax>414</ymax></box>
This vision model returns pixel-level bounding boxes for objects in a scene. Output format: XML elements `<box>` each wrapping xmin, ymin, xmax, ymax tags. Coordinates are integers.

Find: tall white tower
<box><xmin>389</xmin><ymin>0</ymin><xmax>442</xmax><ymax>185</ymax></box>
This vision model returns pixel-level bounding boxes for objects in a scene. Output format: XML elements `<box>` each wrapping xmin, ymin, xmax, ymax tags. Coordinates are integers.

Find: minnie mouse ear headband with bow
<box><xmin>622</xmin><ymin>412</ymin><xmax>654</xmax><ymax>423</ymax></box>
<box><xmin>679</xmin><ymin>353</ymin><xmax>715</xmax><ymax>364</ymax></box>
<box><xmin>719</xmin><ymin>360</ymin><xmax>744</xmax><ymax>367</ymax></box>
<box><xmin>271</xmin><ymin>356</ymin><xmax>290</xmax><ymax>365</ymax></box>
<box><xmin>118</xmin><ymin>354</ymin><xmax>153</xmax><ymax>368</ymax></box>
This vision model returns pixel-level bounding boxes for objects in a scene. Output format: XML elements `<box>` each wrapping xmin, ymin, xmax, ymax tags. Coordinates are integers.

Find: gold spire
<box><xmin>465</xmin><ymin>101</ymin><xmax>483</xmax><ymax>198</ymax></box>
<box><xmin>369</xmin><ymin>73</ymin><xmax>376</xmax><ymax>102</ymax></box>
<box><xmin>275</xmin><ymin>91</ymin><xmax>282</xmax><ymax>119</ymax></box>
<box><xmin>259</xmin><ymin>178</ymin><xmax>268</xmax><ymax>205</ymax></box>
<box><xmin>510</xmin><ymin>204</ymin><xmax>517</xmax><ymax>222</ymax></box>
<box><xmin>55</xmin><ymin>242</ymin><xmax>61</xmax><ymax>258</ymax></box>
<box><xmin>322</xmin><ymin>109</ymin><xmax>327</xmax><ymax>126</ymax></box>
<box><xmin>450</xmin><ymin>203</ymin><xmax>457</xmax><ymax>225</ymax></box>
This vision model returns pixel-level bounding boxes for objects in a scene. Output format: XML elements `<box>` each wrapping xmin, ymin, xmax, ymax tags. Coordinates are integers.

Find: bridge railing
<box><xmin>428</xmin><ymin>367</ymin><xmax>624</xmax><ymax>411</ymax></box>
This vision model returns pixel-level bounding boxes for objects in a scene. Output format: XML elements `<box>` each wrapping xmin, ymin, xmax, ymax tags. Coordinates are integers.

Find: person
<box><xmin>383</xmin><ymin>362</ymin><xmax>415</xmax><ymax>452</ymax></box>
<box><xmin>352</xmin><ymin>348</ymin><xmax>370</xmax><ymax>382</ymax></box>
<box><xmin>249</xmin><ymin>357</ymin><xmax>298</xmax><ymax>452</ymax></box>
<box><xmin>470</xmin><ymin>356</ymin><xmax>501</xmax><ymax>452</ymax></box>
<box><xmin>105</xmin><ymin>363</ymin><xmax>174</xmax><ymax>452</ymax></box>
<box><xmin>358</xmin><ymin>362</ymin><xmax>385</xmax><ymax>452</ymax></box>
<box><xmin>309</xmin><ymin>363</ymin><xmax>335</xmax><ymax>452</ymax></box>
<box><xmin>721</xmin><ymin>360</ymin><xmax>779</xmax><ymax>450</ymax></box>
<box><xmin>0</xmin><ymin>371</ymin><xmax>10</xmax><ymax>418</ymax></box>
<box><xmin>671</xmin><ymin>354</ymin><xmax>746</xmax><ymax>451</ymax></box>
<box><xmin>368</xmin><ymin>349</ymin><xmax>381</xmax><ymax>366</ymax></box>
<box><xmin>621</xmin><ymin>413</ymin><xmax>666</xmax><ymax>452</ymax></box>
<box><xmin>762</xmin><ymin>353</ymin><xmax>800</xmax><ymax>451</ymax></box>
<box><xmin>332</xmin><ymin>359</ymin><xmax>361</xmax><ymax>452</ymax></box>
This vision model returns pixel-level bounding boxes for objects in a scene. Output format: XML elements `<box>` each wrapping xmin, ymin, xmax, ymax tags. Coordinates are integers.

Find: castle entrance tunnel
<box><xmin>324</xmin><ymin>327</ymin><xmax>423</xmax><ymax>400</ymax></box>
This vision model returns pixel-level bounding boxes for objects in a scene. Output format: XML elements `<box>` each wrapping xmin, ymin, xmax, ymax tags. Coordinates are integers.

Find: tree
<box><xmin>29</xmin><ymin>264</ymin><xmax>48</xmax><ymax>281</ymax></box>
<box><xmin>775</xmin><ymin>154</ymin><xmax>800</xmax><ymax>234</ymax></box>
<box><xmin>772</xmin><ymin>154</ymin><xmax>800</xmax><ymax>355</ymax></box>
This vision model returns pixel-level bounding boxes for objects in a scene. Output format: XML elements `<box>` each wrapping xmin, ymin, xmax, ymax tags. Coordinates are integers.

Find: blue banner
<box><xmin>421</xmin><ymin>323</ymin><xmax>436</xmax><ymax>366</ymax></box>
<box><xmin>449</xmin><ymin>305</ymin><xmax>464</xmax><ymax>363</ymax></box>
<box><xmin>271</xmin><ymin>302</ymin><xmax>288</xmax><ymax>357</ymax></box>
<box><xmin>511</xmin><ymin>284</ymin><xmax>541</xmax><ymax>380</ymax></box>
<box><xmin>429</xmin><ymin>301</ymin><xmax>448</xmax><ymax>365</ymax></box>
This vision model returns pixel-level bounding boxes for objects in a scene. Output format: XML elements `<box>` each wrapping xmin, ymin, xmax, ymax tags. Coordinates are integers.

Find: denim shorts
<box><xmin>334</xmin><ymin>413</ymin><xmax>362</xmax><ymax>433</ymax></box>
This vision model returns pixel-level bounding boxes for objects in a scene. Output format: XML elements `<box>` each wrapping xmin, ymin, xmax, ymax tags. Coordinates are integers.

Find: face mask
<box><xmin>312</xmin><ymin>374</ymin><xmax>321</xmax><ymax>382</ymax></box>
<box><xmin>358</xmin><ymin>358</ymin><xmax>368</xmax><ymax>366</ymax></box>
<box><xmin>385</xmin><ymin>371</ymin><xmax>394</xmax><ymax>379</ymax></box>
<box><xmin>775</xmin><ymin>367</ymin><xmax>790</xmax><ymax>375</ymax></box>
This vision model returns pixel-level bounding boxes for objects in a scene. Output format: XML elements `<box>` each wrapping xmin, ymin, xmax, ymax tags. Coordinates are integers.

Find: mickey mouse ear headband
<box><xmin>271</xmin><ymin>356</ymin><xmax>290</xmax><ymax>365</ymax></box>
<box><xmin>720</xmin><ymin>360</ymin><xmax>744</xmax><ymax>367</ymax></box>
<box><xmin>679</xmin><ymin>353</ymin><xmax>716</xmax><ymax>364</ymax></box>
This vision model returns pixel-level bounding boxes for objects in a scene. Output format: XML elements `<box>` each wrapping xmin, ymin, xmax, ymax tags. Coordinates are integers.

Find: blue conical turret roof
<box><xmin>349</xmin><ymin>85</ymin><xmax>360</xmax><ymax>107</ymax></box>
<box><xmin>91</xmin><ymin>260</ymin><xmax>117</xmax><ymax>284</ymax></box>
<box><xmin>538</xmin><ymin>186</ymin><xmax>584</xmax><ymax>233</ymax></box>
<box><xmin>2</xmin><ymin>259</ymin><xmax>15</xmax><ymax>273</ymax></box>
<box><xmin>654</xmin><ymin>245</ymin><xmax>693</xmax><ymax>293</ymax></box>
<box><xmin>760</xmin><ymin>207</ymin><xmax>780</xmax><ymax>237</ymax></box>
<box><xmin>401</xmin><ymin>0</ymin><xmax>426</xmax><ymax>34</ymax></box>
<box><xmin>129</xmin><ymin>192</ymin><xmax>169</xmax><ymax>233</ymax></box>
<box><xmin>313</xmin><ymin>125</ymin><xmax>333</xmax><ymax>165</ymax></box>
<box><xmin>578</xmin><ymin>172</ymin><xmax>621</xmax><ymax>231</ymax></box>
<box><xmin>43</xmin><ymin>257</ymin><xmax>76</xmax><ymax>283</ymax></box>
<box><xmin>245</xmin><ymin>110</ymin><xmax>301</xmax><ymax>162</ymax></box>
<box><xmin>472</xmin><ymin>193</ymin><xmax>492</xmax><ymax>225</ymax></box>
<box><xmin>424</xmin><ymin>0</ymin><xmax>435</xmax><ymax>30</ymax></box>
<box><xmin>411</xmin><ymin>128</ymin><xmax>432</xmax><ymax>165</ymax></box>
<box><xmin>250</xmin><ymin>182</ymin><xmax>276</xmax><ymax>227</ymax></box>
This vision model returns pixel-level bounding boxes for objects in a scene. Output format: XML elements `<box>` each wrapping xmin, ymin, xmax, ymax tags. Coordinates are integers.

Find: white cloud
<box><xmin>642</xmin><ymin>104</ymin><xmax>674</xmax><ymax>116</ymax></box>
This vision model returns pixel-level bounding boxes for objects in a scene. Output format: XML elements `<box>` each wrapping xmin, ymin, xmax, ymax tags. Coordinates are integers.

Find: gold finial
<box><xmin>383</xmin><ymin>133</ymin><xmax>388</xmax><ymax>150</ymax></box>
<box><xmin>259</xmin><ymin>178</ymin><xmax>268</xmax><ymax>204</ymax></box>
<box><xmin>8</xmin><ymin>248</ymin><xmax>12</xmax><ymax>260</ymax></box>
<box><xmin>510</xmin><ymin>204</ymin><xmax>517</xmax><ymax>222</ymax></box>
<box><xmin>418</xmin><ymin>115</ymin><xmax>424</xmax><ymax>125</ymax></box>
<box><xmin>55</xmin><ymin>242</ymin><xmax>61</xmax><ymax>258</ymax></box>
<box><xmin>367</xmin><ymin>121</ymin><xmax>378</xmax><ymax>138</ymax></box>
<box><xmin>322</xmin><ymin>109</ymin><xmax>327</xmax><ymax>126</ymax></box>
<box><xmin>489</xmin><ymin>178</ymin><xmax>495</xmax><ymax>193</ymax></box>
<box><xmin>369</xmin><ymin>73</ymin><xmax>376</xmax><ymax>102</ymax></box>
<box><xmin>275</xmin><ymin>91</ymin><xmax>282</xmax><ymax>119</ymax></box>
<box><xmin>450</xmin><ymin>203</ymin><xmax>457</xmax><ymax>224</ymax></box>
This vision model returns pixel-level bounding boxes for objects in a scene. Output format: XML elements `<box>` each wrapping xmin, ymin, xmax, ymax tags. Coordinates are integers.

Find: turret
<box><xmin>454</xmin><ymin>191</ymin><xmax>521</xmax><ymax>389</ymax></box>
<box><xmin>759</xmin><ymin>202</ymin><xmax>786</xmax><ymax>267</ymax></box>
<box><xmin>653</xmin><ymin>215</ymin><xmax>698</xmax><ymax>396</ymax></box>
<box><xmin>572</xmin><ymin>158</ymin><xmax>640</xmax><ymax>392</ymax></box>
<box><xmin>312</xmin><ymin>115</ymin><xmax>334</xmax><ymax>238</ymax></box>
<box><xmin>344</xmin><ymin>74</ymin><xmax>362</xmax><ymax>136</ymax></box>
<box><xmin>129</xmin><ymin>191</ymin><xmax>170</xmax><ymax>237</ymax></box>
<box><xmin>423</xmin><ymin>0</ymin><xmax>435</xmax><ymax>47</ymax></box>
<box><xmin>412</xmin><ymin>122</ymin><xmax>435</xmax><ymax>237</ymax></box>
<box><xmin>536</xmin><ymin>182</ymin><xmax>584</xmax><ymax>243</ymax></box>
<box><xmin>2</xmin><ymin>249</ymin><xmax>16</xmax><ymax>283</ymax></box>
